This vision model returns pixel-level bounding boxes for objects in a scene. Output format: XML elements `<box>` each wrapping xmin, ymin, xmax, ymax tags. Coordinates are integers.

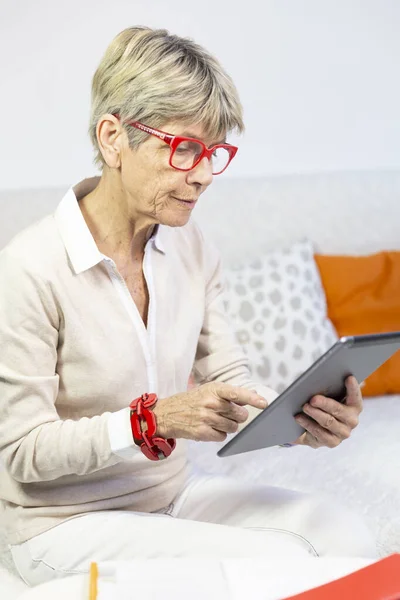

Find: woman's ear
<box><xmin>96</xmin><ymin>114</ymin><xmax>124</xmax><ymax>168</ymax></box>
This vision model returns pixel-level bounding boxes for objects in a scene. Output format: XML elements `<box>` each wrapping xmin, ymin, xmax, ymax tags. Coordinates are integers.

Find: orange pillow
<box><xmin>315</xmin><ymin>251</ymin><xmax>400</xmax><ymax>396</ymax></box>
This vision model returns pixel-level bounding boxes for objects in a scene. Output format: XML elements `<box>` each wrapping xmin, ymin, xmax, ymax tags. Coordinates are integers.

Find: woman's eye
<box><xmin>175</xmin><ymin>146</ymin><xmax>191</xmax><ymax>153</ymax></box>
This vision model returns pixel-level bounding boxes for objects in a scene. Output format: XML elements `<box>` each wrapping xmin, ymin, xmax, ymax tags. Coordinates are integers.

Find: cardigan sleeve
<box><xmin>0</xmin><ymin>250</ymin><xmax>128</xmax><ymax>483</ymax></box>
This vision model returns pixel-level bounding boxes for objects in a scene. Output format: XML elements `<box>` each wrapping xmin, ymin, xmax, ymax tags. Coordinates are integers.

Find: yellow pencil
<box><xmin>89</xmin><ymin>562</ymin><xmax>98</xmax><ymax>600</ymax></box>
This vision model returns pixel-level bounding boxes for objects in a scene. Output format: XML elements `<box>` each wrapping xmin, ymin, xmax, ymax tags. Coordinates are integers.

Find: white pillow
<box><xmin>224</xmin><ymin>239</ymin><xmax>338</xmax><ymax>394</ymax></box>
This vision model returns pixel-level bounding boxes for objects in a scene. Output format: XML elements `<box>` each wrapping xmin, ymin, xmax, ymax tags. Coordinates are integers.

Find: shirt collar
<box><xmin>54</xmin><ymin>177</ymin><xmax>166</xmax><ymax>275</ymax></box>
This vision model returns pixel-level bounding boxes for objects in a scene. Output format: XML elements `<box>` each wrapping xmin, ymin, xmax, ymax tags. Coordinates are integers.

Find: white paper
<box><xmin>95</xmin><ymin>556</ymin><xmax>375</xmax><ymax>600</ymax></box>
<box><xmin>116</xmin><ymin>559</ymin><xmax>230</xmax><ymax>600</ymax></box>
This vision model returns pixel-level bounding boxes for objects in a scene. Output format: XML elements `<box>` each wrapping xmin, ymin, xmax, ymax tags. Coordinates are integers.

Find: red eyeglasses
<box><xmin>115</xmin><ymin>116</ymin><xmax>238</xmax><ymax>175</ymax></box>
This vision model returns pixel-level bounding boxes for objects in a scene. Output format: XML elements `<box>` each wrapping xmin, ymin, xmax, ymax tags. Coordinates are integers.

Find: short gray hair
<box><xmin>89</xmin><ymin>27</ymin><xmax>244</xmax><ymax>167</ymax></box>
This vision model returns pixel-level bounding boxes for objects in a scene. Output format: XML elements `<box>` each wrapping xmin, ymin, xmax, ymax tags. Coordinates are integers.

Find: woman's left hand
<box><xmin>294</xmin><ymin>375</ymin><xmax>362</xmax><ymax>449</ymax></box>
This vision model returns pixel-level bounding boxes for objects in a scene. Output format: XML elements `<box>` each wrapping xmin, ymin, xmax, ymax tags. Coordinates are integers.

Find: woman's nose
<box><xmin>187</xmin><ymin>157</ymin><xmax>214</xmax><ymax>187</ymax></box>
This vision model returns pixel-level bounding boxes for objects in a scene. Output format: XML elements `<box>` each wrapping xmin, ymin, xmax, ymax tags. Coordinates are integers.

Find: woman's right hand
<box><xmin>153</xmin><ymin>382</ymin><xmax>268</xmax><ymax>442</ymax></box>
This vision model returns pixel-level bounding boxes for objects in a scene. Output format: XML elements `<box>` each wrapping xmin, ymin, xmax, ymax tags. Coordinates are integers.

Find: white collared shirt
<box><xmin>55</xmin><ymin>177</ymin><xmax>166</xmax><ymax>458</ymax></box>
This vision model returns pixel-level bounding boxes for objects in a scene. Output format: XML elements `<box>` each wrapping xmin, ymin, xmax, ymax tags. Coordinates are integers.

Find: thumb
<box><xmin>344</xmin><ymin>375</ymin><xmax>363</xmax><ymax>409</ymax></box>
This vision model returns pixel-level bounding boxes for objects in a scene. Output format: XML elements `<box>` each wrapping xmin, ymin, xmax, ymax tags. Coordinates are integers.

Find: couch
<box><xmin>1</xmin><ymin>169</ymin><xmax>400</xmax><ymax>598</ymax></box>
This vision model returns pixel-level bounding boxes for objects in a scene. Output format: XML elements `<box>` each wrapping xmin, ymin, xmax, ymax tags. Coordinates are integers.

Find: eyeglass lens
<box><xmin>171</xmin><ymin>140</ymin><xmax>230</xmax><ymax>174</ymax></box>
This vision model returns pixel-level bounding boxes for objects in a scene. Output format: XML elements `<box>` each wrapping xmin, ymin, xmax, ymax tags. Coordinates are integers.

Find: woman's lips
<box><xmin>173</xmin><ymin>197</ymin><xmax>197</xmax><ymax>208</ymax></box>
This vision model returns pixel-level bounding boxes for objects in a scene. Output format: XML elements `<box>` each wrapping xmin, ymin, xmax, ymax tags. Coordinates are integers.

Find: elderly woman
<box><xmin>0</xmin><ymin>27</ymin><xmax>376</xmax><ymax>587</ymax></box>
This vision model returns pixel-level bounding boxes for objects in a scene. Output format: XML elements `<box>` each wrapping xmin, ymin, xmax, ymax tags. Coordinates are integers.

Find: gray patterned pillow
<box><xmin>224</xmin><ymin>239</ymin><xmax>338</xmax><ymax>394</ymax></box>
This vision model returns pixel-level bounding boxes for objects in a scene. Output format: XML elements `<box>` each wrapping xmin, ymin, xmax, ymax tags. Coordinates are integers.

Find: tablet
<box><xmin>218</xmin><ymin>332</ymin><xmax>400</xmax><ymax>457</ymax></box>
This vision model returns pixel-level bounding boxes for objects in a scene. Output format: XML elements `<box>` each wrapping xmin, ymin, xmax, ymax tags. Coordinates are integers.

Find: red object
<box><xmin>284</xmin><ymin>554</ymin><xmax>400</xmax><ymax>600</ymax></box>
<box><xmin>129</xmin><ymin>393</ymin><xmax>176</xmax><ymax>461</ymax></box>
<box><xmin>113</xmin><ymin>115</ymin><xmax>238</xmax><ymax>175</ymax></box>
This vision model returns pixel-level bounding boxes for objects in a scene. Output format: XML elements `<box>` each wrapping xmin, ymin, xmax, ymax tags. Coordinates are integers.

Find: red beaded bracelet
<box><xmin>129</xmin><ymin>393</ymin><xmax>176</xmax><ymax>461</ymax></box>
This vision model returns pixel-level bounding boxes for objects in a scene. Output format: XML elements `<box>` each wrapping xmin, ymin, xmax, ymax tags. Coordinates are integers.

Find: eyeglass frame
<box><xmin>113</xmin><ymin>114</ymin><xmax>238</xmax><ymax>175</ymax></box>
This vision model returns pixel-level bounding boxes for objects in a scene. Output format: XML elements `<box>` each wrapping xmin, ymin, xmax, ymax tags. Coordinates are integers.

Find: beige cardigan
<box><xmin>0</xmin><ymin>178</ymin><xmax>276</xmax><ymax>545</ymax></box>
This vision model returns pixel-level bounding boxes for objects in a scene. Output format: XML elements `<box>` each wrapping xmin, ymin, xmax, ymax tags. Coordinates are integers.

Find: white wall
<box><xmin>0</xmin><ymin>0</ymin><xmax>399</xmax><ymax>190</ymax></box>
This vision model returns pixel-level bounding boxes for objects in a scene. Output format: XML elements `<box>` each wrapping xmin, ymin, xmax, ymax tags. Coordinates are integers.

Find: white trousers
<box><xmin>10</xmin><ymin>474</ymin><xmax>378</xmax><ymax>587</ymax></box>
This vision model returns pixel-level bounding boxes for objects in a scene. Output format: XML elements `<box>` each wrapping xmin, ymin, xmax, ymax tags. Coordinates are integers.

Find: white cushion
<box><xmin>224</xmin><ymin>239</ymin><xmax>338</xmax><ymax>393</ymax></box>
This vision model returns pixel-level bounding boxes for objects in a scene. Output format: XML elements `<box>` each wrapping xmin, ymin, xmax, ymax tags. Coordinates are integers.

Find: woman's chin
<box><xmin>160</xmin><ymin>208</ymin><xmax>194</xmax><ymax>228</ymax></box>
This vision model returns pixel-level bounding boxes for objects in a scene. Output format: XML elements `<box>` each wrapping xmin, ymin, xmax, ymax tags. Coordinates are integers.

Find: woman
<box><xmin>0</xmin><ymin>26</ymin><xmax>376</xmax><ymax>587</ymax></box>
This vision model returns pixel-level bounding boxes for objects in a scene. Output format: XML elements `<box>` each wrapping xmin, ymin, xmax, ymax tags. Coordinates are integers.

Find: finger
<box><xmin>301</xmin><ymin>403</ymin><xmax>352</xmax><ymax>438</ymax></box>
<box><xmin>217</xmin><ymin>403</ymin><xmax>249</xmax><ymax>423</ymax></box>
<box><xmin>344</xmin><ymin>376</ymin><xmax>363</xmax><ymax>411</ymax></box>
<box><xmin>305</xmin><ymin>395</ymin><xmax>360</xmax><ymax>429</ymax></box>
<box><xmin>295</xmin><ymin>414</ymin><xmax>342</xmax><ymax>448</ymax></box>
<box><xmin>213</xmin><ymin>384</ymin><xmax>267</xmax><ymax>409</ymax></box>
<box><xmin>194</xmin><ymin>425</ymin><xmax>227</xmax><ymax>443</ymax></box>
<box><xmin>208</xmin><ymin>414</ymin><xmax>240</xmax><ymax>434</ymax></box>
<box><xmin>295</xmin><ymin>431</ymin><xmax>322</xmax><ymax>449</ymax></box>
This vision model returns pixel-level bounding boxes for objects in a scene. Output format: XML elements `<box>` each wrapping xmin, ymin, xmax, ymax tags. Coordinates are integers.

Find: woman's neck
<box><xmin>78</xmin><ymin>172</ymin><xmax>155</xmax><ymax>264</ymax></box>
